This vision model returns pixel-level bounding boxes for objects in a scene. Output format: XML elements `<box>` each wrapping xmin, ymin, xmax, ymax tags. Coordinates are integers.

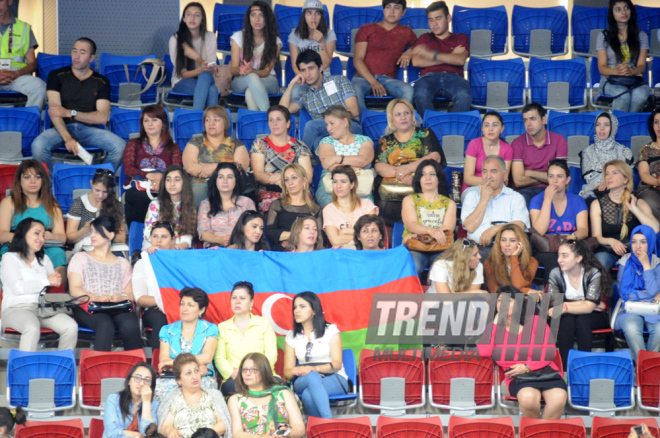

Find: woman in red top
<box><xmin>123</xmin><ymin>104</ymin><xmax>182</xmax><ymax>226</ymax></box>
<box><xmin>477</xmin><ymin>289</ymin><xmax>567</xmax><ymax>419</ymax></box>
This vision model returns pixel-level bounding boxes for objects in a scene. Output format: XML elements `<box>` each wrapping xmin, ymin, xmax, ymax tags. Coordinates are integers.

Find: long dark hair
<box><xmin>242</xmin><ymin>1</ymin><xmax>279</xmax><ymax>70</ymax></box>
<box><xmin>412</xmin><ymin>159</ymin><xmax>448</xmax><ymax>195</ymax></box>
<box><xmin>139</xmin><ymin>104</ymin><xmax>175</xmax><ymax>150</ymax></box>
<box><xmin>558</xmin><ymin>239</ymin><xmax>611</xmax><ymax>298</ymax></box>
<box><xmin>158</xmin><ymin>165</ymin><xmax>196</xmax><ymax>237</ymax></box>
<box><xmin>8</xmin><ymin>218</ymin><xmax>46</xmax><ymax>265</ymax></box>
<box><xmin>91</xmin><ymin>170</ymin><xmax>124</xmax><ymax>234</ymax></box>
<box><xmin>119</xmin><ymin>362</ymin><xmax>157</xmax><ymax>421</ymax></box>
<box><xmin>228</xmin><ymin>210</ymin><xmax>270</xmax><ymax>250</ymax></box>
<box><xmin>174</xmin><ymin>2</ymin><xmax>208</xmax><ymax>77</ymax></box>
<box><xmin>0</xmin><ymin>406</ymin><xmax>25</xmax><ymax>433</ymax></box>
<box><xmin>292</xmin><ymin>291</ymin><xmax>329</xmax><ymax>338</ymax></box>
<box><xmin>604</xmin><ymin>0</ymin><xmax>640</xmax><ymax>65</ymax></box>
<box><xmin>208</xmin><ymin>162</ymin><xmax>242</xmax><ymax>216</ymax></box>
<box><xmin>294</xmin><ymin>7</ymin><xmax>329</xmax><ymax>40</ymax></box>
<box><xmin>648</xmin><ymin>108</ymin><xmax>660</xmax><ymax>143</ymax></box>
<box><xmin>11</xmin><ymin>159</ymin><xmax>60</xmax><ymax>219</ymax></box>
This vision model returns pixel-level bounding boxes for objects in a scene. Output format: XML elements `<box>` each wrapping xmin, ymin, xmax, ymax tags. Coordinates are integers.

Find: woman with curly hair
<box><xmin>484</xmin><ymin>224</ymin><xmax>538</xmax><ymax>295</ymax></box>
<box><xmin>230</xmin><ymin>1</ymin><xmax>281</xmax><ymax>111</ymax></box>
<box><xmin>428</xmin><ymin>238</ymin><xmax>483</xmax><ymax>293</ymax></box>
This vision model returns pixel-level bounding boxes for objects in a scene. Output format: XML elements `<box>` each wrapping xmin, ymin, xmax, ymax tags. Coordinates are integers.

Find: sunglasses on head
<box><xmin>94</xmin><ymin>168</ymin><xmax>114</xmax><ymax>177</ymax></box>
<box><xmin>151</xmin><ymin>221</ymin><xmax>174</xmax><ymax>234</ymax></box>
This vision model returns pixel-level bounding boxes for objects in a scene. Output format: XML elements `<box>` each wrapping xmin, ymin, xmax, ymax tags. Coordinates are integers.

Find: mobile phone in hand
<box><xmin>634</xmin><ymin>426</ymin><xmax>644</xmax><ymax>437</ymax></box>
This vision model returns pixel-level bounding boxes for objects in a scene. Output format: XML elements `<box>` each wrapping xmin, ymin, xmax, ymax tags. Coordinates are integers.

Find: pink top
<box><xmin>477</xmin><ymin>315</ymin><xmax>559</xmax><ymax>390</ymax></box>
<box><xmin>197</xmin><ymin>196</ymin><xmax>256</xmax><ymax>248</ymax></box>
<box><xmin>68</xmin><ymin>252</ymin><xmax>132</xmax><ymax>295</ymax></box>
<box><xmin>322</xmin><ymin>199</ymin><xmax>378</xmax><ymax>247</ymax></box>
<box><xmin>462</xmin><ymin>137</ymin><xmax>513</xmax><ymax>193</ymax></box>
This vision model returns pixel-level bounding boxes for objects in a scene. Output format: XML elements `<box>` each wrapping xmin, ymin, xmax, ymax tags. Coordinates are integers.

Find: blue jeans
<box><xmin>32</xmin><ymin>124</ymin><xmax>126</xmax><ymax>171</ymax></box>
<box><xmin>293</xmin><ymin>371</ymin><xmax>348</xmax><ymax>418</ymax></box>
<box><xmin>412</xmin><ymin>72</ymin><xmax>472</xmax><ymax>118</ymax></box>
<box><xmin>231</xmin><ymin>73</ymin><xmax>279</xmax><ymax>111</ymax></box>
<box><xmin>351</xmin><ymin>75</ymin><xmax>414</xmax><ymax>114</ymax></box>
<box><xmin>601</xmin><ymin>78</ymin><xmax>650</xmax><ymax>113</ymax></box>
<box><xmin>410</xmin><ymin>250</ymin><xmax>443</xmax><ymax>277</ymax></box>
<box><xmin>172</xmin><ymin>71</ymin><xmax>218</xmax><ymax>111</ymax></box>
<box><xmin>595</xmin><ymin>251</ymin><xmax>620</xmax><ymax>270</ymax></box>
<box><xmin>302</xmin><ymin>119</ymin><xmax>363</xmax><ymax>154</ymax></box>
<box><xmin>618</xmin><ymin>313</ymin><xmax>660</xmax><ymax>361</ymax></box>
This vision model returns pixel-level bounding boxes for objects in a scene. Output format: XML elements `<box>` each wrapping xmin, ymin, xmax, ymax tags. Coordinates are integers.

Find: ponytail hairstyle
<box><xmin>603</xmin><ymin>159</ymin><xmax>633</xmax><ymax>240</ymax></box>
<box><xmin>604</xmin><ymin>0</ymin><xmax>640</xmax><ymax>66</ymax></box>
<box><xmin>174</xmin><ymin>2</ymin><xmax>208</xmax><ymax>77</ymax></box>
<box><xmin>91</xmin><ymin>169</ymin><xmax>124</xmax><ymax>235</ymax></box>
<box><xmin>437</xmin><ymin>238</ymin><xmax>479</xmax><ymax>292</ymax></box>
<box><xmin>558</xmin><ymin>238</ymin><xmax>611</xmax><ymax>299</ymax></box>
<box><xmin>0</xmin><ymin>406</ymin><xmax>26</xmax><ymax>434</ymax></box>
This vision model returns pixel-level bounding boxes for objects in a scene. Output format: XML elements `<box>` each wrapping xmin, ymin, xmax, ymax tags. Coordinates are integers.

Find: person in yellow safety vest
<box><xmin>0</xmin><ymin>0</ymin><xmax>46</xmax><ymax>110</ymax></box>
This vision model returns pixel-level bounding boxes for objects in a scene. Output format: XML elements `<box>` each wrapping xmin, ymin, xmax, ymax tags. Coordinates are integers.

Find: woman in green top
<box><xmin>228</xmin><ymin>352</ymin><xmax>304</xmax><ymax>438</ymax></box>
<box><xmin>401</xmin><ymin>159</ymin><xmax>456</xmax><ymax>277</ymax></box>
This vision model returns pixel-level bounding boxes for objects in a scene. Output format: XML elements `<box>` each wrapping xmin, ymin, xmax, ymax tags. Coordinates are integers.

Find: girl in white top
<box><xmin>169</xmin><ymin>2</ymin><xmax>219</xmax><ymax>111</ymax></box>
<box><xmin>283</xmin><ymin>291</ymin><xmax>348</xmax><ymax>419</ymax></box>
<box><xmin>230</xmin><ymin>1</ymin><xmax>282</xmax><ymax>111</ymax></box>
<box><xmin>0</xmin><ymin>218</ymin><xmax>78</xmax><ymax>351</ymax></box>
<box><xmin>428</xmin><ymin>238</ymin><xmax>484</xmax><ymax>293</ymax></box>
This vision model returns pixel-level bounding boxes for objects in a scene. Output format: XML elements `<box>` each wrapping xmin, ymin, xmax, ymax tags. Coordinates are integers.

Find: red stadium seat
<box><xmin>88</xmin><ymin>418</ymin><xmax>104</xmax><ymax>438</ymax></box>
<box><xmin>79</xmin><ymin>349</ymin><xmax>146</xmax><ymax>410</ymax></box>
<box><xmin>519</xmin><ymin>417</ymin><xmax>586</xmax><ymax>438</ymax></box>
<box><xmin>14</xmin><ymin>419</ymin><xmax>85</xmax><ymax>438</ymax></box>
<box><xmin>448</xmin><ymin>416</ymin><xmax>515</xmax><ymax>438</ymax></box>
<box><xmin>428</xmin><ymin>349</ymin><xmax>495</xmax><ymax>413</ymax></box>
<box><xmin>0</xmin><ymin>288</ymin><xmax>58</xmax><ymax>342</ymax></box>
<box><xmin>359</xmin><ymin>349</ymin><xmax>425</xmax><ymax>411</ymax></box>
<box><xmin>0</xmin><ymin>164</ymin><xmax>18</xmax><ymax>201</ymax></box>
<box><xmin>636</xmin><ymin>350</ymin><xmax>660</xmax><ymax>411</ymax></box>
<box><xmin>307</xmin><ymin>416</ymin><xmax>373</xmax><ymax>438</ymax></box>
<box><xmin>377</xmin><ymin>416</ymin><xmax>443</xmax><ymax>438</ymax></box>
<box><xmin>591</xmin><ymin>417</ymin><xmax>660</xmax><ymax>438</ymax></box>
<box><xmin>152</xmin><ymin>347</ymin><xmax>160</xmax><ymax>371</ymax></box>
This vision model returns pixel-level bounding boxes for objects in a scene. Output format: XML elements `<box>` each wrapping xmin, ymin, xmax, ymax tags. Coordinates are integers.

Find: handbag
<box><xmin>405</xmin><ymin>230</ymin><xmax>453</xmax><ymax>253</ymax></box>
<box><xmin>85</xmin><ymin>300</ymin><xmax>135</xmax><ymax>316</ymax></box>
<box><xmin>624</xmin><ymin>300</ymin><xmax>660</xmax><ymax>316</ymax></box>
<box><xmin>38</xmin><ymin>289</ymin><xmax>89</xmax><ymax>318</ymax></box>
<box><xmin>606</xmin><ymin>75</ymin><xmax>647</xmax><ymax>99</ymax></box>
<box><xmin>323</xmin><ymin>168</ymin><xmax>375</xmax><ymax>197</ymax></box>
<box><xmin>300</xmin><ymin>362</ymin><xmax>350</xmax><ymax>394</ymax></box>
<box><xmin>512</xmin><ymin>365</ymin><xmax>562</xmax><ymax>384</ymax></box>
<box><xmin>378</xmin><ymin>176</ymin><xmax>414</xmax><ymax>202</ymax></box>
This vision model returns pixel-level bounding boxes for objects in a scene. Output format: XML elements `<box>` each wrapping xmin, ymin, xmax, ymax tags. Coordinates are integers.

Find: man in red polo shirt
<box><xmin>511</xmin><ymin>102</ymin><xmax>569</xmax><ymax>207</ymax></box>
<box><xmin>351</xmin><ymin>0</ymin><xmax>417</xmax><ymax>114</ymax></box>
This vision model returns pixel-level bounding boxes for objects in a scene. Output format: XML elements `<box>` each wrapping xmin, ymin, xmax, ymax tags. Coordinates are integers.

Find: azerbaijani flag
<box><xmin>140</xmin><ymin>245</ymin><xmax>422</xmax><ymax>355</ymax></box>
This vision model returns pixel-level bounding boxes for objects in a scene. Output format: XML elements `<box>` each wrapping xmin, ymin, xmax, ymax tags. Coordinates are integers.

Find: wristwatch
<box><xmin>70</xmin><ymin>109</ymin><xmax>77</xmax><ymax>120</ymax></box>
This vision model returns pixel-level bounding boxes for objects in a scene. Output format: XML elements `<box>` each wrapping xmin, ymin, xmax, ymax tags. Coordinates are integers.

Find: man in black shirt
<box><xmin>32</xmin><ymin>37</ymin><xmax>125</xmax><ymax>170</ymax></box>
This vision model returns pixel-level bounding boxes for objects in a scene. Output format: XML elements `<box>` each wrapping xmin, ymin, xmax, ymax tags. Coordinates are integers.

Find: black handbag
<box><xmin>512</xmin><ymin>365</ymin><xmax>562</xmax><ymax>384</ymax></box>
<box><xmin>606</xmin><ymin>75</ymin><xmax>647</xmax><ymax>99</ymax></box>
<box><xmin>87</xmin><ymin>300</ymin><xmax>135</xmax><ymax>315</ymax></box>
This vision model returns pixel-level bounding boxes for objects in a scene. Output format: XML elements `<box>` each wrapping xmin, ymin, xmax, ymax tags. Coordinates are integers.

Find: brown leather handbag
<box><xmin>405</xmin><ymin>230</ymin><xmax>454</xmax><ymax>252</ymax></box>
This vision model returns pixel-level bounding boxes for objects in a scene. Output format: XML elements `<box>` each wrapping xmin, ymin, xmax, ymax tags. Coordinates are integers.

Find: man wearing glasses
<box><xmin>31</xmin><ymin>37</ymin><xmax>125</xmax><ymax>171</ymax></box>
<box><xmin>462</xmin><ymin>155</ymin><xmax>529</xmax><ymax>259</ymax></box>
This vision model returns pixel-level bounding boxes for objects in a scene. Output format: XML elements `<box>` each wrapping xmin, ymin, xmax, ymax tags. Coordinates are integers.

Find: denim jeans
<box><xmin>518</xmin><ymin>186</ymin><xmax>546</xmax><ymax>208</ymax></box>
<box><xmin>601</xmin><ymin>78</ymin><xmax>650</xmax><ymax>113</ymax></box>
<box><xmin>595</xmin><ymin>251</ymin><xmax>620</xmax><ymax>270</ymax></box>
<box><xmin>302</xmin><ymin>119</ymin><xmax>362</xmax><ymax>154</ymax></box>
<box><xmin>231</xmin><ymin>73</ymin><xmax>279</xmax><ymax>111</ymax></box>
<box><xmin>172</xmin><ymin>71</ymin><xmax>219</xmax><ymax>111</ymax></box>
<box><xmin>410</xmin><ymin>250</ymin><xmax>443</xmax><ymax>277</ymax></box>
<box><xmin>32</xmin><ymin>124</ymin><xmax>126</xmax><ymax>171</ymax></box>
<box><xmin>618</xmin><ymin>313</ymin><xmax>660</xmax><ymax>361</ymax></box>
<box><xmin>412</xmin><ymin>72</ymin><xmax>472</xmax><ymax>118</ymax></box>
<box><xmin>351</xmin><ymin>75</ymin><xmax>414</xmax><ymax>114</ymax></box>
<box><xmin>293</xmin><ymin>371</ymin><xmax>348</xmax><ymax>418</ymax></box>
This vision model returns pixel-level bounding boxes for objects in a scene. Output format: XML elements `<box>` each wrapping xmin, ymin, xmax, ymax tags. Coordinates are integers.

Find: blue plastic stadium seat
<box><xmin>547</xmin><ymin>111</ymin><xmax>599</xmax><ymax>165</ymax></box>
<box><xmin>499</xmin><ymin>112</ymin><xmax>525</xmax><ymax>144</ymax></box>
<box><xmin>214</xmin><ymin>4</ymin><xmax>248</xmax><ymax>53</ymax></box>
<box><xmin>512</xmin><ymin>6</ymin><xmax>569</xmax><ymax>58</ymax></box>
<box><xmin>52</xmin><ymin>162</ymin><xmax>114</xmax><ymax>214</ymax></box>
<box><xmin>422</xmin><ymin>110</ymin><xmax>481</xmax><ymax>151</ymax></box>
<box><xmin>36</xmin><ymin>53</ymin><xmax>96</xmax><ymax>81</ymax></box>
<box><xmin>567</xmin><ymin>350</ymin><xmax>635</xmax><ymax>413</ymax></box>
<box><xmin>295</xmin><ymin>350</ymin><xmax>358</xmax><ymax>407</ymax></box>
<box><xmin>284</xmin><ymin>56</ymin><xmax>343</xmax><ymax>85</ymax></box>
<box><xmin>528</xmin><ymin>57</ymin><xmax>587</xmax><ymax>110</ymax></box>
<box><xmin>297</xmin><ymin>109</ymin><xmax>313</xmax><ymax>141</ymax></box>
<box><xmin>109</xmin><ymin>107</ymin><xmax>171</xmax><ymax>143</ymax></box>
<box><xmin>452</xmin><ymin>5</ymin><xmax>508</xmax><ymax>58</ymax></box>
<box><xmin>468</xmin><ymin>58</ymin><xmax>526</xmax><ymax>110</ymax></box>
<box><xmin>173</xmin><ymin>108</ymin><xmax>234</xmax><ymax>150</ymax></box>
<box><xmin>235</xmin><ymin>108</ymin><xmax>296</xmax><ymax>151</ymax></box>
<box><xmin>129</xmin><ymin>221</ymin><xmax>145</xmax><ymax>255</ymax></box>
<box><xmin>0</xmin><ymin>90</ymin><xmax>26</xmax><ymax>105</ymax></box>
<box><xmin>99</xmin><ymin>53</ymin><xmax>159</xmax><ymax>106</ymax></box>
<box><xmin>571</xmin><ymin>5</ymin><xmax>608</xmax><ymax>57</ymax></box>
<box><xmin>7</xmin><ymin>349</ymin><xmax>77</xmax><ymax>410</ymax></box>
<box><xmin>590</xmin><ymin>58</ymin><xmax>651</xmax><ymax>110</ymax></box>
<box><xmin>613</xmin><ymin>110</ymin><xmax>652</xmax><ymax>158</ymax></box>
<box><xmin>653</xmin><ymin>58</ymin><xmax>660</xmax><ymax>88</ymax></box>
<box><xmin>398</xmin><ymin>8</ymin><xmax>430</xmax><ymax>30</ymax></box>
<box><xmin>0</xmin><ymin>106</ymin><xmax>41</xmax><ymax>157</ymax></box>
<box><xmin>333</xmin><ymin>5</ymin><xmax>384</xmax><ymax>56</ymax></box>
<box><xmin>275</xmin><ymin>4</ymin><xmax>331</xmax><ymax>54</ymax></box>
<box><xmin>361</xmin><ymin>109</ymin><xmax>421</xmax><ymax>145</ymax></box>
<box><xmin>636</xmin><ymin>6</ymin><xmax>660</xmax><ymax>48</ymax></box>
<box><xmin>568</xmin><ymin>166</ymin><xmax>586</xmax><ymax>196</ymax></box>
<box><xmin>392</xmin><ymin>222</ymin><xmax>404</xmax><ymax>248</ymax></box>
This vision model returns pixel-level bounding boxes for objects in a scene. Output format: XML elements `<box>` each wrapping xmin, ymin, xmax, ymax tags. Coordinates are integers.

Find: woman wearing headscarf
<box><xmin>579</xmin><ymin>112</ymin><xmax>632</xmax><ymax>199</ymax></box>
<box><xmin>615</xmin><ymin>224</ymin><xmax>660</xmax><ymax>361</ymax></box>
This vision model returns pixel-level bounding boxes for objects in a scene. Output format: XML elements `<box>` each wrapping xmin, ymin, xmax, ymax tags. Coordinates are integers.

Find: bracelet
<box><xmin>319</xmin><ymin>45</ymin><xmax>326</xmax><ymax>51</ymax></box>
<box><xmin>340</xmin><ymin>155</ymin><xmax>345</xmax><ymax>164</ymax></box>
<box><xmin>562</xmin><ymin>303</ymin><xmax>569</xmax><ymax>314</ymax></box>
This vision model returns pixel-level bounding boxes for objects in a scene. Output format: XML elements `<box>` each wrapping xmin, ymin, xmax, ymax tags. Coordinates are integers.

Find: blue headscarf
<box><xmin>620</xmin><ymin>224</ymin><xmax>656</xmax><ymax>302</ymax></box>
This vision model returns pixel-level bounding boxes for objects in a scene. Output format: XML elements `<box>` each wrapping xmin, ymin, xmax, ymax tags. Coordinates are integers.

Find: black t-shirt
<box><xmin>46</xmin><ymin>66</ymin><xmax>111</xmax><ymax>125</ymax></box>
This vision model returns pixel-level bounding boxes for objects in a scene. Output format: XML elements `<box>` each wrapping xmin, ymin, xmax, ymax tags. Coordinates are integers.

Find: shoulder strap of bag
<box><xmin>124</xmin><ymin>58</ymin><xmax>167</xmax><ymax>97</ymax></box>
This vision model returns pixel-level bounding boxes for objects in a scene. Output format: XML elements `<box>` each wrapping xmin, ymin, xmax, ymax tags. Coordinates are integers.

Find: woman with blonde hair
<box><xmin>591</xmin><ymin>159</ymin><xmax>659</xmax><ymax>269</ymax></box>
<box><xmin>287</xmin><ymin>216</ymin><xmax>324</xmax><ymax>252</ymax></box>
<box><xmin>428</xmin><ymin>238</ymin><xmax>484</xmax><ymax>293</ymax></box>
<box><xmin>484</xmin><ymin>224</ymin><xmax>538</xmax><ymax>295</ymax></box>
<box><xmin>266</xmin><ymin>163</ymin><xmax>321</xmax><ymax>251</ymax></box>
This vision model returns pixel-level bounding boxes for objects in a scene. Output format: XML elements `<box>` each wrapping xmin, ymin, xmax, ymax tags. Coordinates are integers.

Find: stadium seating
<box><xmin>570</xmin><ymin>5</ymin><xmax>608</xmax><ymax>57</ymax></box>
<box><xmin>223</xmin><ymin>55</ymin><xmax>283</xmax><ymax>109</ymax></box>
<box><xmin>79</xmin><ymin>349</ymin><xmax>146</xmax><ymax>410</ymax></box>
<box><xmin>14</xmin><ymin>419</ymin><xmax>84</xmax><ymax>438</ymax></box>
<box><xmin>422</xmin><ymin>110</ymin><xmax>482</xmax><ymax>166</ymax></box>
<box><xmin>636</xmin><ymin>350</ymin><xmax>660</xmax><ymax>411</ymax></box>
<box><xmin>590</xmin><ymin>57</ymin><xmax>651</xmax><ymax>111</ymax></box>
<box><xmin>345</xmin><ymin>57</ymin><xmax>406</xmax><ymax>109</ymax></box>
<box><xmin>98</xmin><ymin>53</ymin><xmax>160</xmax><ymax>107</ymax></box>
<box><xmin>546</xmin><ymin>111</ymin><xmax>599</xmax><ymax>166</ymax></box>
<box><xmin>307</xmin><ymin>416</ymin><xmax>373</xmax><ymax>438</ymax></box>
<box><xmin>653</xmin><ymin>58</ymin><xmax>660</xmax><ymax>90</ymax></box>
<box><xmin>448</xmin><ymin>416</ymin><xmax>515</xmax><ymax>438</ymax></box>
<box><xmin>88</xmin><ymin>418</ymin><xmax>104</xmax><ymax>438</ymax></box>
<box><xmin>499</xmin><ymin>112</ymin><xmax>525</xmax><ymax>145</ymax></box>
<box><xmin>0</xmin><ymin>106</ymin><xmax>40</xmax><ymax>159</ymax></box>
<box><xmin>275</xmin><ymin>4</ymin><xmax>331</xmax><ymax>54</ymax></box>
<box><xmin>518</xmin><ymin>417</ymin><xmax>586</xmax><ymax>438</ymax></box>
<box><xmin>297</xmin><ymin>109</ymin><xmax>314</xmax><ymax>142</ymax></box>
<box><xmin>468</xmin><ymin>58</ymin><xmax>526</xmax><ymax>111</ymax></box>
<box><xmin>613</xmin><ymin>110</ymin><xmax>652</xmax><ymax>161</ymax></box>
<box><xmin>376</xmin><ymin>416</ymin><xmax>443</xmax><ymax>438</ymax></box>
<box><xmin>7</xmin><ymin>349</ymin><xmax>77</xmax><ymax>414</ymax></box>
<box><xmin>0</xmin><ymin>287</ymin><xmax>59</xmax><ymax>344</ymax></box>
<box><xmin>568</xmin><ymin>166</ymin><xmax>586</xmax><ymax>196</ymax></box>
<box><xmin>333</xmin><ymin>5</ymin><xmax>384</xmax><ymax>56</ymax></box>
<box><xmin>451</xmin><ymin>6</ymin><xmax>508</xmax><ymax>58</ymax></box>
<box><xmin>398</xmin><ymin>8</ymin><xmax>430</xmax><ymax>32</ymax></box>
<box><xmin>0</xmin><ymin>163</ymin><xmax>18</xmax><ymax>201</ymax></box>
<box><xmin>511</xmin><ymin>6</ymin><xmax>568</xmax><ymax>58</ymax></box>
<box><xmin>636</xmin><ymin>5</ymin><xmax>660</xmax><ymax>51</ymax></box>
<box><xmin>129</xmin><ymin>221</ymin><xmax>146</xmax><ymax>255</ymax></box>
<box><xmin>235</xmin><ymin>108</ymin><xmax>297</xmax><ymax>151</ymax></box>
<box><xmin>214</xmin><ymin>4</ymin><xmax>248</xmax><ymax>53</ymax></box>
<box><xmin>52</xmin><ymin>162</ymin><xmax>114</xmax><ymax>214</ymax></box>
<box><xmin>284</xmin><ymin>56</ymin><xmax>344</xmax><ymax>85</ymax></box>
<box><xmin>36</xmin><ymin>53</ymin><xmax>95</xmax><ymax>82</ymax></box>
<box><xmin>591</xmin><ymin>416</ymin><xmax>660</xmax><ymax>438</ymax></box>
<box><xmin>567</xmin><ymin>350</ymin><xmax>635</xmax><ymax>415</ymax></box>
<box><xmin>172</xmin><ymin>107</ymin><xmax>234</xmax><ymax>150</ymax></box>
<box><xmin>109</xmin><ymin>106</ymin><xmax>171</xmax><ymax>143</ymax></box>
<box><xmin>528</xmin><ymin>57</ymin><xmax>587</xmax><ymax>111</ymax></box>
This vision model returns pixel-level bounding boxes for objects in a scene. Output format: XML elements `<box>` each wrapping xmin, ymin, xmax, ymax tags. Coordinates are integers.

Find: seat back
<box><xmin>428</xmin><ymin>351</ymin><xmax>494</xmax><ymax>407</ymax></box>
<box><xmin>519</xmin><ymin>417</ymin><xmax>586</xmax><ymax>438</ymax></box>
<box><xmin>547</xmin><ymin>111</ymin><xmax>599</xmax><ymax>166</ymax></box>
<box><xmin>529</xmin><ymin>57</ymin><xmax>587</xmax><ymax>109</ymax></box>
<box><xmin>377</xmin><ymin>416</ymin><xmax>443</xmax><ymax>438</ymax></box>
<box><xmin>79</xmin><ymin>349</ymin><xmax>146</xmax><ymax>408</ymax></box>
<box><xmin>0</xmin><ymin>106</ymin><xmax>41</xmax><ymax>157</ymax></box>
<box><xmin>448</xmin><ymin>416</ymin><xmax>515</xmax><ymax>438</ymax></box>
<box><xmin>468</xmin><ymin>58</ymin><xmax>525</xmax><ymax>109</ymax></box>
<box><xmin>423</xmin><ymin>110</ymin><xmax>482</xmax><ymax>164</ymax></box>
<box><xmin>636</xmin><ymin>6</ymin><xmax>660</xmax><ymax>49</ymax></box>
<box><xmin>7</xmin><ymin>349</ymin><xmax>76</xmax><ymax>409</ymax></box>
<box><xmin>359</xmin><ymin>348</ymin><xmax>425</xmax><ymax>406</ymax></box>
<box><xmin>275</xmin><ymin>4</ymin><xmax>330</xmax><ymax>54</ymax></box>
<box><xmin>333</xmin><ymin>5</ymin><xmax>384</xmax><ymax>55</ymax></box>
<box><xmin>636</xmin><ymin>350</ymin><xmax>660</xmax><ymax>409</ymax></box>
<box><xmin>651</xmin><ymin>29</ymin><xmax>660</xmax><ymax>58</ymax></box>
<box><xmin>361</xmin><ymin>110</ymin><xmax>388</xmax><ymax>146</ymax></box>
<box><xmin>235</xmin><ymin>109</ymin><xmax>297</xmax><ymax>151</ymax></box>
<box><xmin>15</xmin><ymin>419</ymin><xmax>84</xmax><ymax>438</ymax></box>
<box><xmin>568</xmin><ymin>166</ymin><xmax>586</xmax><ymax>196</ymax></box>
<box><xmin>613</xmin><ymin>110</ymin><xmax>652</xmax><ymax>160</ymax></box>
<box><xmin>591</xmin><ymin>417</ymin><xmax>660</xmax><ymax>438</ymax></box>
<box><xmin>511</xmin><ymin>6</ymin><xmax>568</xmax><ymax>57</ymax></box>
<box><xmin>173</xmin><ymin>108</ymin><xmax>204</xmax><ymax>150</ymax></box>
<box><xmin>307</xmin><ymin>416</ymin><xmax>373</xmax><ymax>438</ymax></box>
<box><xmin>99</xmin><ymin>53</ymin><xmax>159</xmax><ymax>105</ymax></box>
<box><xmin>52</xmin><ymin>162</ymin><xmax>114</xmax><ymax>214</ymax></box>
<box><xmin>0</xmin><ymin>164</ymin><xmax>18</xmax><ymax>202</ymax></box>
<box><xmin>214</xmin><ymin>4</ymin><xmax>249</xmax><ymax>52</ymax></box>
<box><xmin>571</xmin><ymin>5</ymin><xmax>608</xmax><ymax>57</ymax></box>
<box><xmin>452</xmin><ymin>5</ymin><xmax>508</xmax><ymax>57</ymax></box>
<box><xmin>109</xmin><ymin>107</ymin><xmax>170</xmax><ymax>143</ymax></box>
<box><xmin>129</xmin><ymin>221</ymin><xmax>146</xmax><ymax>255</ymax></box>
<box><xmin>499</xmin><ymin>112</ymin><xmax>525</xmax><ymax>145</ymax></box>
<box><xmin>88</xmin><ymin>418</ymin><xmax>104</xmax><ymax>438</ymax></box>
